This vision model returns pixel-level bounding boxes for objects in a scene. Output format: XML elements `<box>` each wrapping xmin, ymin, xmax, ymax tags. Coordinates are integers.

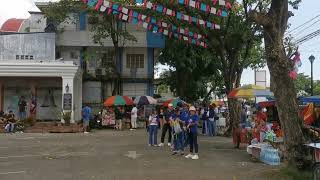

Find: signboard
<box><xmin>255</xmin><ymin>70</ymin><xmax>267</xmax><ymax>103</ymax></box>
<box><xmin>63</xmin><ymin>93</ymin><xmax>72</xmax><ymax>110</ymax></box>
<box><xmin>255</xmin><ymin>70</ymin><xmax>267</xmax><ymax>87</ymax></box>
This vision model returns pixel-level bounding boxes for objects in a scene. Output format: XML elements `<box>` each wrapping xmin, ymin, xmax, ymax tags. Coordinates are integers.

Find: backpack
<box><xmin>173</xmin><ymin>120</ymin><xmax>182</xmax><ymax>134</ymax></box>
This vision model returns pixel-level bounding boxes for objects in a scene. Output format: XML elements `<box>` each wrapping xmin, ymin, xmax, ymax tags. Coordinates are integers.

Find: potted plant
<box><xmin>62</xmin><ymin>111</ymin><xmax>71</xmax><ymax>126</ymax></box>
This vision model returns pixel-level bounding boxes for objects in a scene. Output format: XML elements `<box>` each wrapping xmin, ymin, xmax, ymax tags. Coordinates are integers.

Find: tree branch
<box><xmin>249</xmin><ymin>10</ymin><xmax>271</xmax><ymax>27</ymax></box>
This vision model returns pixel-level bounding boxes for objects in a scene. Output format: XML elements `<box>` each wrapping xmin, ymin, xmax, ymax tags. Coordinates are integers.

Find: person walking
<box><xmin>82</xmin><ymin>105</ymin><xmax>92</xmax><ymax>133</ymax></box>
<box><xmin>18</xmin><ymin>96</ymin><xmax>27</xmax><ymax>120</ymax></box>
<box><xmin>159</xmin><ymin>104</ymin><xmax>174</xmax><ymax>147</ymax></box>
<box><xmin>185</xmin><ymin>106</ymin><xmax>200</xmax><ymax>160</ymax></box>
<box><xmin>131</xmin><ymin>105</ymin><xmax>138</xmax><ymax>130</ymax></box>
<box><xmin>148</xmin><ymin>110</ymin><xmax>159</xmax><ymax>146</ymax></box>
<box><xmin>172</xmin><ymin>109</ymin><xmax>184</xmax><ymax>155</ymax></box>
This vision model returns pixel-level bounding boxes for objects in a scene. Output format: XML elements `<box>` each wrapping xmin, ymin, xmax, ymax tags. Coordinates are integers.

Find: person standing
<box><xmin>208</xmin><ymin>105</ymin><xmax>216</xmax><ymax>136</ymax></box>
<box><xmin>180</xmin><ymin>105</ymin><xmax>190</xmax><ymax>147</ymax></box>
<box><xmin>18</xmin><ymin>96</ymin><xmax>27</xmax><ymax>120</ymax></box>
<box><xmin>159</xmin><ymin>104</ymin><xmax>174</xmax><ymax>147</ymax></box>
<box><xmin>201</xmin><ymin>105</ymin><xmax>209</xmax><ymax>135</ymax></box>
<box><xmin>115</xmin><ymin>107</ymin><xmax>124</xmax><ymax>130</ymax></box>
<box><xmin>82</xmin><ymin>105</ymin><xmax>92</xmax><ymax>134</ymax></box>
<box><xmin>148</xmin><ymin>110</ymin><xmax>159</xmax><ymax>146</ymax></box>
<box><xmin>185</xmin><ymin>106</ymin><xmax>199</xmax><ymax>160</ymax></box>
<box><xmin>158</xmin><ymin>108</ymin><xmax>164</xmax><ymax>129</ymax></box>
<box><xmin>172</xmin><ymin>109</ymin><xmax>184</xmax><ymax>155</ymax></box>
<box><xmin>131</xmin><ymin>105</ymin><xmax>138</xmax><ymax>130</ymax></box>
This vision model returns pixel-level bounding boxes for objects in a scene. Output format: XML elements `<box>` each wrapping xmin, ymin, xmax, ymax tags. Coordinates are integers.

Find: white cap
<box><xmin>189</xmin><ymin>106</ymin><xmax>196</xmax><ymax>111</ymax></box>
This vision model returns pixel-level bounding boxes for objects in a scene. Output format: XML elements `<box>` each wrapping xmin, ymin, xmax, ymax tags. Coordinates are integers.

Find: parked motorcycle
<box><xmin>89</xmin><ymin>112</ymin><xmax>102</xmax><ymax>129</ymax></box>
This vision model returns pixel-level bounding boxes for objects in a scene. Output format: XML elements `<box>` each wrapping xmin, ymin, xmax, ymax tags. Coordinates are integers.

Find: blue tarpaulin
<box><xmin>299</xmin><ymin>96</ymin><xmax>320</xmax><ymax>103</ymax></box>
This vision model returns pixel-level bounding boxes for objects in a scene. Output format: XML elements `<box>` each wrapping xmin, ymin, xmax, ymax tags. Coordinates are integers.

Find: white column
<box><xmin>62</xmin><ymin>76</ymin><xmax>74</xmax><ymax>123</ymax></box>
<box><xmin>73</xmin><ymin>71</ymin><xmax>82</xmax><ymax>122</ymax></box>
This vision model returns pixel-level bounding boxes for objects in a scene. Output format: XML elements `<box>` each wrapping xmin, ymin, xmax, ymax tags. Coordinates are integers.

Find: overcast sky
<box><xmin>1</xmin><ymin>0</ymin><xmax>319</xmax><ymax>86</ymax></box>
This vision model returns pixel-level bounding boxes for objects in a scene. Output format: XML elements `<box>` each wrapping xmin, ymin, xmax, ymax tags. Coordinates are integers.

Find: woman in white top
<box><xmin>148</xmin><ymin>110</ymin><xmax>159</xmax><ymax>146</ymax></box>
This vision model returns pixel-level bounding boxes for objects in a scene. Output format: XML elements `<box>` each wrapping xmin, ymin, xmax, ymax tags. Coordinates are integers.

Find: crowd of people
<box><xmin>146</xmin><ymin>103</ymin><xmax>201</xmax><ymax>160</ymax></box>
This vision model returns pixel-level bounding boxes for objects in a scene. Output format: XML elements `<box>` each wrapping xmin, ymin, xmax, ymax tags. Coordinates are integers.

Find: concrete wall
<box><xmin>122</xmin><ymin>83</ymin><xmax>148</xmax><ymax>97</ymax></box>
<box><xmin>82</xmin><ymin>81</ymin><xmax>101</xmax><ymax>104</ymax></box>
<box><xmin>0</xmin><ymin>33</ymin><xmax>55</xmax><ymax>60</ymax></box>
<box><xmin>20</xmin><ymin>13</ymin><xmax>47</xmax><ymax>33</ymax></box>
<box><xmin>58</xmin><ymin>46</ymin><xmax>81</xmax><ymax>65</ymax></box>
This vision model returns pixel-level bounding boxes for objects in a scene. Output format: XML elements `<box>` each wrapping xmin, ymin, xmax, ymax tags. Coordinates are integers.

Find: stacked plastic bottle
<box><xmin>260</xmin><ymin>145</ymin><xmax>280</xmax><ymax>165</ymax></box>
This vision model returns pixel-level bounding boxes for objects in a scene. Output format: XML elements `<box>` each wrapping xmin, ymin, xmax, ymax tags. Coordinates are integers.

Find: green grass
<box><xmin>279</xmin><ymin>167</ymin><xmax>312</xmax><ymax>180</ymax></box>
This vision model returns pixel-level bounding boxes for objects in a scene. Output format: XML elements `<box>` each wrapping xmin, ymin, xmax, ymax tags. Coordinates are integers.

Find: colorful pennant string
<box><xmin>134</xmin><ymin>0</ymin><xmax>221</xmax><ymax>30</ymax></box>
<box><xmin>174</xmin><ymin>0</ymin><xmax>229</xmax><ymax>17</ymax></box>
<box><xmin>90</xmin><ymin>0</ymin><xmax>208</xmax><ymax>47</ymax></box>
<box><xmin>289</xmin><ymin>50</ymin><xmax>301</xmax><ymax>80</ymax></box>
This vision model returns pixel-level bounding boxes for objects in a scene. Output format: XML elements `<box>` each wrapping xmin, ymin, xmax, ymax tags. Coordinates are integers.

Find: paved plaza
<box><xmin>0</xmin><ymin>130</ymin><xmax>287</xmax><ymax>180</ymax></box>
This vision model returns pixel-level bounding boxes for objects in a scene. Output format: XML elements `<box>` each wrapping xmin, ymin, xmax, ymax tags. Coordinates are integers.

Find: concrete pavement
<box><xmin>0</xmin><ymin>130</ymin><xmax>287</xmax><ymax>180</ymax></box>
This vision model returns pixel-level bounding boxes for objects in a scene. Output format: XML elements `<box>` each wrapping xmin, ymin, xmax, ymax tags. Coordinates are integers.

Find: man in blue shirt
<box><xmin>82</xmin><ymin>105</ymin><xmax>92</xmax><ymax>134</ymax></box>
<box><xmin>185</xmin><ymin>106</ymin><xmax>199</xmax><ymax>160</ymax></box>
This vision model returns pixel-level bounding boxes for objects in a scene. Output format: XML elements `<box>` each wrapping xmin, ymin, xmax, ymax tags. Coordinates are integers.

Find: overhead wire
<box><xmin>286</xmin><ymin>14</ymin><xmax>320</xmax><ymax>35</ymax></box>
<box><xmin>293</xmin><ymin>18</ymin><xmax>320</xmax><ymax>38</ymax></box>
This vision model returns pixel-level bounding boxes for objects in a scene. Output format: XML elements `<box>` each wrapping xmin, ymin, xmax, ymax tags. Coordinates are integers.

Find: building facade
<box><xmin>48</xmin><ymin>9</ymin><xmax>164</xmax><ymax>110</ymax></box>
<box><xmin>0</xmin><ymin>2</ymin><xmax>165</xmax><ymax>121</ymax></box>
<box><xmin>0</xmin><ymin>32</ymin><xmax>82</xmax><ymax>122</ymax></box>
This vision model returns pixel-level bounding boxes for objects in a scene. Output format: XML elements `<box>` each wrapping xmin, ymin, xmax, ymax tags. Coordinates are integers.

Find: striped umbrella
<box><xmin>104</xmin><ymin>95</ymin><xmax>134</xmax><ymax>106</ymax></box>
<box><xmin>228</xmin><ymin>84</ymin><xmax>274</xmax><ymax>98</ymax></box>
<box><xmin>163</xmin><ymin>98</ymin><xmax>186</xmax><ymax>107</ymax></box>
<box><xmin>134</xmin><ymin>96</ymin><xmax>157</xmax><ymax>105</ymax></box>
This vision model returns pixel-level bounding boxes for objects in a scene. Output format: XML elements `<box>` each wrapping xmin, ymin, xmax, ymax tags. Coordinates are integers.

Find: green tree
<box><xmin>151</xmin><ymin>0</ymin><xmax>264</xmax><ymax>140</ymax></box>
<box><xmin>157</xmin><ymin>39</ymin><xmax>223</xmax><ymax>102</ymax></box>
<box><xmin>294</xmin><ymin>73</ymin><xmax>311</xmax><ymax>96</ymax></box>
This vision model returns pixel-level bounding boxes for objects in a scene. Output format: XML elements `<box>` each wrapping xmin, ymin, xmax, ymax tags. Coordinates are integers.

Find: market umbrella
<box><xmin>163</xmin><ymin>98</ymin><xmax>186</xmax><ymax>107</ymax></box>
<box><xmin>104</xmin><ymin>95</ymin><xmax>134</xmax><ymax>106</ymax></box>
<box><xmin>228</xmin><ymin>84</ymin><xmax>274</xmax><ymax>98</ymax></box>
<box><xmin>134</xmin><ymin>96</ymin><xmax>157</xmax><ymax>105</ymax></box>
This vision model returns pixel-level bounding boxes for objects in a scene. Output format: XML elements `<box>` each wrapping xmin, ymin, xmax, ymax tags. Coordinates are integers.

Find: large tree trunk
<box><xmin>252</xmin><ymin>0</ymin><xmax>306</xmax><ymax>167</ymax></box>
<box><xmin>228</xmin><ymin>98</ymin><xmax>242</xmax><ymax>146</ymax></box>
<box><xmin>265</xmin><ymin>34</ymin><xmax>306</xmax><ymax>166</ymax></box>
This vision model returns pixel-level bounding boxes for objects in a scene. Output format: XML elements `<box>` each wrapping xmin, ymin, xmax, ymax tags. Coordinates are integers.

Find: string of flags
<box><xmin>289</xmin><ymin>50</ymin><xmax>302</xmax><ymax>80</ymax></box>
<box><xmin>132</xmin><ymin>0</ymin><xmax>231</xmax><ymax>17</ymax></box>
<box><xmin>130</xmin><ymin>0</ymin><xmax>221</xmax><ymax>30</ymax></box>
<box><xmin>86</xmin><ymin>0</ymin><xmax>208</xmax><ymax>47</ymax></box>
